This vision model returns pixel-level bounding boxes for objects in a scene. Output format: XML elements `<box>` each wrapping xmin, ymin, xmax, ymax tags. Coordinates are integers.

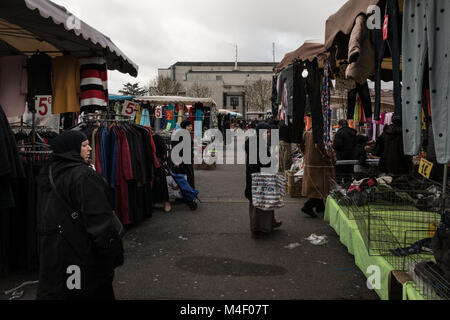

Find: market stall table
<box><xmin>324</xmin><ymin>196</ymin><xmax>428</xmax><ymax>300</ymax></box>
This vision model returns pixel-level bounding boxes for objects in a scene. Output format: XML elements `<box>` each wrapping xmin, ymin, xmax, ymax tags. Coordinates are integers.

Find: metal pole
<box><xmin>31</xmin><ymin>109</ymin><xmax>36</xmax><ymax>152</ymax></box>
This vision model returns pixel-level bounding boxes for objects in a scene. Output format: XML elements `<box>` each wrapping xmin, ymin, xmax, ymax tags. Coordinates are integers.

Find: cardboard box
<box><xmin>389</xmin><ymin>270</ymin><xmax>413</xmax><ymax>300</ymax></box>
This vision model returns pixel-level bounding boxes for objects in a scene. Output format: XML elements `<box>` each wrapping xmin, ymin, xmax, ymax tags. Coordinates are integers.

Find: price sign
<box><xmin>122</xmin><ymin>100</ymin><xmax>138</xmax><ymax>119</ymax></box>
<box><xmin>418</xmin><ymin>158</ymin><xmax>433</xmax><ymax>179</ymax></box>
<box><xmin>35</xmin><ymin>96</ymin><xmax>52</xmax><ymax>118</ymax></box>
<box><xmin>155</xmin><ymin>106</ymin><xmax>162</xmax><ymax>119</ymax></box>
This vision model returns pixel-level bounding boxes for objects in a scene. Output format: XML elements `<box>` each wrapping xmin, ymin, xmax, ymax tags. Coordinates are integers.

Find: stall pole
<box><xmin>31</xmin><ymin>109</ymin><xmax>36</xmax><ymax>152</ymax></box>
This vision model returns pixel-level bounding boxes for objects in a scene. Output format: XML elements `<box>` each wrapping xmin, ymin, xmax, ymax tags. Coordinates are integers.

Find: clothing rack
<box><xmin>80</xmin><ymin>112</ymin><xmax>134</xmax><ymax>124</ymax></box>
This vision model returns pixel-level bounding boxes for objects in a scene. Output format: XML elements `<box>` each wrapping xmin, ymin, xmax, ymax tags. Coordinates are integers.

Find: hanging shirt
<box><xmin>140</xmin><ymin>108</ymin><xmax>151</xmax><ymax>127</ymax></box>
<box><xmin>0</xmin><ymin>56</ymin><xmax>28</xmax><ymax>118</ymax></box>
<box><xmin>384</xmin><ymin>112</ymin><xmax>394</xmax><ymax>126</ymax></box>
<box><xmin>353</xmin><ymin>99</ymin><xmax>360</xmax><ymax>123</ymax></box>
<box><xmin>135</xmin><ymin>104</ymin><xmax>142</xmax><ymax>124</ymax></box>
<box><xmin>27</xmin><ymin>53</ymin><xmax>52</xmax><ymax>112</ymax></box>
<box><xmin>166</xmin><ymin>104</ymin><xmax>175</xmax><ymax>130</ymax></box>
<box><xmin>52</xmin><ymin>56</ymin><xmax>81</xmax><ymax>114</ymax></box>
<box><xmin>79</xmin><ymin>57</ymin><xmax>108</xmax><ymax>112</ymax></box>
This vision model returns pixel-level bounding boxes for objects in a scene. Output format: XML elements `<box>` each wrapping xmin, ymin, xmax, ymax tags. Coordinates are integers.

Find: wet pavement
<box><xmin>0</xmin><ymin>146</ymin><xmax>379</xmax><ymax>300</ymax></box>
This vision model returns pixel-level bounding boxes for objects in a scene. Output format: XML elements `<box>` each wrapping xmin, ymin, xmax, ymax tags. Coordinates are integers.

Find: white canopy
<box><xmin>134</xmin><ymin>96</ymin><xmax>217</xmax><ymax>106</ymax></box>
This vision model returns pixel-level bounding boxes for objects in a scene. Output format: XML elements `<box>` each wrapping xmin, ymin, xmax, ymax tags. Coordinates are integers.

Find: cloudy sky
<box><xmin>53</xmin><ymin>0</ymin><xmax>348</xmax><ymax>94</ymax></box>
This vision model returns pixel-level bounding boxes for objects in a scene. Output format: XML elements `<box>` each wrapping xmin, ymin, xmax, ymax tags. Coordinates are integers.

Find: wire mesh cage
<box><xmin>330</xmin><ymin>162</ymin><xmax>380</xmax><ymax>220</ymax></box>
<box><xmin>347</xmin><ymin>176</ymin><xmax>447</xmax><ymax>269</ymax></box>
<box><xmin>406</xmin><ymin>258</ymin><xmax>450</xmax><ymax>300</ymax></box>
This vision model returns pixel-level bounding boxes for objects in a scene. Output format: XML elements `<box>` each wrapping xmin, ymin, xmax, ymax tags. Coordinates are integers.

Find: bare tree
<box><xmin>147</xmin><ymin>75</ymin><xmax>183</xmax><ymax>96</ymax></box>
<box><xmin>244</xmin><ymin>78</ymin><xmax>272</xmax><ymax>112</ymax></box>
<box><xmin>187</xmin><ymin>82</ymin><xmax>212</xmax><ymax>98</ymax></box>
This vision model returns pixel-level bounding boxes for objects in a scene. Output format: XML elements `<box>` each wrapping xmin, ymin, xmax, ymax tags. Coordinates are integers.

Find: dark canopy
<box><xmin>0</xmin><ymin>0</ymin><xmax>138</xmax><ymax>77</ymax></box>
<box><xmin>275</xmin><ymin>42</ymin><xmax>327</xmax><ymax>73</ymax></box>
<box><xmin>324</xmin><ymin>0</ymin><xmax>380</xmax><ymax>58</ymax></box>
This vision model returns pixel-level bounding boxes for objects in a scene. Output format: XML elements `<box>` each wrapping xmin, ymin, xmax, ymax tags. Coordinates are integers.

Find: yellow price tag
<box><xmin>428</xmin><ymin>222</ymin><xmax>438</xmax><ymax>238</ymax></box>
<box><xmin>418</xmin><ymin>158</ymin><xmax>433</xmax><ymax>179</ymax></box>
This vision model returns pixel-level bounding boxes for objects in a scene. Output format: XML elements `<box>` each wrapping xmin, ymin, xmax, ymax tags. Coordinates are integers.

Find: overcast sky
<box><xmin>53</xmin><ymin>0</ymin><xmax>348</xmax><ymax>94</ymax></box>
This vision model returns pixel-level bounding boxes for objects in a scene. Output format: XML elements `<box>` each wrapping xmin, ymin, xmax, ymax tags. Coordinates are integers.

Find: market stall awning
<box><xmin>218</xmin><ymin>109</ymin><xmax>243</xmax><ymax>117</ymax></box>
<box><xmin>109</xmin><ymin>95</ymin><xmax>134</xmax><ymax>101</ymax></box>
<box><xmin>275</xmin><ymin>41</ymin><xmax>327</xmax><ymax>73</ymax></box>
<box><xmin>134</xmin><ymin>96</ymin><xmax>217</xmax><ymax>106</ymax></box>
<box><xmin>0</xmin><ymin>0</ymin><xmax>138</xmax><ymax>77</ymax></box>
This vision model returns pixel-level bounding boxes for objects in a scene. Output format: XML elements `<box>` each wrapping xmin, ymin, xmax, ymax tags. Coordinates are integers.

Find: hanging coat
<box><xmin>301</xmin><ymin>130</ymin><xmax>335</xmax><ymax>199</ymax></box>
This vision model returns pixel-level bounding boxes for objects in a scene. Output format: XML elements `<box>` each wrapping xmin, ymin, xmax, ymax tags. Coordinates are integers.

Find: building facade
<box><xmin>158</xmin><ymin>62</ymin><xmax>278</xmax><ymax>115</ymax></box>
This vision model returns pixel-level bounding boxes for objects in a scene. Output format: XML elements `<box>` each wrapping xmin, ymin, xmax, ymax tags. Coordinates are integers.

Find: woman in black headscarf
<box><xmin>36</xmin><ymin>131</ymin><xmax>124</xmax><ymax>300</ymax></box>
<box><xmin>245</xmin><ymin>122</ymin><xmax>282</xmax><ymax>237</ymax></box>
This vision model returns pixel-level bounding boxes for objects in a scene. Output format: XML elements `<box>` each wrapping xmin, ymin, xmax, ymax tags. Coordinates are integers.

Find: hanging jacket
<box><xmin>36</xmin><ymin>152</ymin><xmax>123</xmax><ymax>300</ymax></box>
<box><xmin>346</xmin><ymin>14</ymin><xmax>375</xmax><ymax>84</ymax></box>
<box><xmin>377</xmin><ymin>124</ymin><xmax>413</xmax><ymax>175</ymax></box>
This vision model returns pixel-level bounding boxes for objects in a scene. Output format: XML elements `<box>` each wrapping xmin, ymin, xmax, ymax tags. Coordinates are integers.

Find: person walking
<box><xmin>36</xmin><ymin>131</ymin><xmax>124</xmax><ymax>300</ymax></box>
<box><xmin>172</xmin><ymin>120</ymin><xmax>196</xmax><ymax>189</ymax></box>
<box><xmin>300</xmin><ymin>128</ymin><xmax>335</xmax><ymax>218</ymax></box>
<box><xmin>152</xmin><ymin>133</ymin><xmax>172</xmax><ymax>213</ymax></box>
<box><xmin>278</xmin><ymin>121</ymin><xmax>292</xmax><ymax>173</ymax></box>
<box><xmin>245</xmin><ymin>122</ymin><xmax>282</xmax><ymax>237</ymax></box>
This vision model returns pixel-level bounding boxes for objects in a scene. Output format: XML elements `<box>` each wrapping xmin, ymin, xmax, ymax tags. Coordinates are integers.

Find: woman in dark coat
<box><xmin>152</xmin><ymin>133</ymin><xmax>171</xmax><ymax>212</ymax></box>
<box><xmin>245</xmin><ymin>122</ymin><xmax>282</xmax><ymax>237</ymax></box>
<box><xmin>36</xmin><ymin>131</ymin><xmax>124</xmax><ymax>300</ymax></box>
<box><xmin>172</xmin><ymin>120</ymin><xmax>195</xmax><ymax>189</ymax></box>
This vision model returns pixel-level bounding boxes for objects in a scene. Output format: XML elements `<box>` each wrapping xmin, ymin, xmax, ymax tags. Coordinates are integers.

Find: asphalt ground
<box><xmin>0</xmin><ymin>145</ymin><xmax>378</xmax><ymax>300</ymax></box>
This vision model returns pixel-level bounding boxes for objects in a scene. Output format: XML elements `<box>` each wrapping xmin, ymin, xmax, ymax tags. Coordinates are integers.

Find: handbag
<box><xmin>49</xmin><ymin>166</ymin><xmax>125</xmax><ymax>238</ymax></box>
<box><xmin>251</xmin><ymin>173</ymin><xmax>287</xmax><ymax>211</ymax></box>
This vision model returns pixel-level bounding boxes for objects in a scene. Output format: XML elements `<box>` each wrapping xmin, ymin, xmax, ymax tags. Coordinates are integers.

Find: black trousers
<box><xmin>292</xmin><ymin>59</ymin><xmax>323</xmax><ymax>144</ymax></box>
<box><xmin>374</xmin><ymin>0</ymin><xmax>401</xmax><ymax>121</ymax></box>
<box><xmin>347</xmin><ymin>81</ymin><xmax>372</xmax><ymax>120</ymax></box>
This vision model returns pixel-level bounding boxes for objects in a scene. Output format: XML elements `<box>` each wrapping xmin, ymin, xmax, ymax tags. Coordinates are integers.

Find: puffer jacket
<box><xmin>36</xmin><ymin>151</ymin><xmax>123</xmax><ymax>300</ymax></box>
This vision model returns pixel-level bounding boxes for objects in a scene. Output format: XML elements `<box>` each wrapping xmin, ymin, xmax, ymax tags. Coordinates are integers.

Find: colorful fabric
<box><xmin>140</xmin><ymin>108</ymin><xmax>151</xmax><ymax>127</ymax></box>
<box><xmin>79</xmin><ymin>57</ymin><xmax>108</xmax><ymax>111</ymax></box>
<box><xmin>322</xmin><ymin>60</ymin><xmax>332</xmax><ymax>151</ymax></box>
<box><xmin>354</xmin><ymin>98</ymin><xmax>360</xmax><ymax>123</ymax></box>
<box><xmin>52</xmin><ymin>56</ymin><xmax>80</xmax><ymax>114</ymax></box>
<box><xmin>358</xmin><ymin>96</ymin><xmax>367</xmax><ymax>123</ymax></box>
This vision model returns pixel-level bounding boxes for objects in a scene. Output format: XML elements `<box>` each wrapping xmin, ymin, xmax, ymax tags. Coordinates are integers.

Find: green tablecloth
<box><xmin>324</xmin><ymin>196</ymin><xmax>428</xmax><ymax>300</ymax></box>
<box><xmin>402</xmin><ymin>281</ymin><xmax>426</xmax><ymax>300</ymax></box>
<box><xmin>324</xmin><ymin>197</ymin><xmax>392</xmax><ymax>300</ymax></box>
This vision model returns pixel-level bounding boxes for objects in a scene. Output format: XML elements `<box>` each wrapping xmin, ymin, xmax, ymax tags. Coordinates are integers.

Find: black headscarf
<box><xmin>181</xmin><ymin>120</ymin><xmax>192</xmax><ymax>129</ymax></box>
<box><xmin>50</xmin><ymin>131</ymin><xmax>88</xmax><ymax>155</ymax></box>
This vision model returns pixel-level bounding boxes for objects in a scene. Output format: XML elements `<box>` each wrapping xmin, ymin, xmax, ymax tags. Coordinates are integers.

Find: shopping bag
<box><xmin>166</xmin><ymin>175</ymin><xmax>183</xmax><ymax>199</ymax></box>
<box><xmin>251</xmin><ymin>173</ymin><xmax>287</xmax><ymax>211</ymax></box>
